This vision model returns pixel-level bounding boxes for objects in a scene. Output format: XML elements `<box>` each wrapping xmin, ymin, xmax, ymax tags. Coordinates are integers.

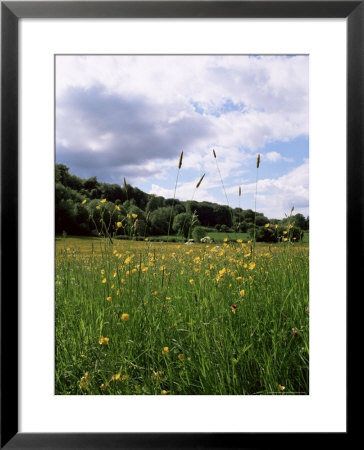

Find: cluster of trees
<box><xmin>55</xmin><ymin>164</ymin><xmax>309</xmax><ymax>241</ymax></box>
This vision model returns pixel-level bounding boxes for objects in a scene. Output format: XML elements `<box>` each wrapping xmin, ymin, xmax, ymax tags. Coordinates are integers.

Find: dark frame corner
<box><xmin>1</xmin><ymin>1</ymin><xmax>359</xmax><ymax>448</ymax></box>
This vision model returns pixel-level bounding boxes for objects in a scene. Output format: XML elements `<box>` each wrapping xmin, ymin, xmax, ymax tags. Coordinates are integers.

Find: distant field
<box><xmin>152</xmin><ymin>230</ymin><xmax>308</xmax><ymax>244</ymax></box>
<box><xmin>206</xmin><ymin>231</ymin><xmax>249</xmax><ymax>241</ymax></box>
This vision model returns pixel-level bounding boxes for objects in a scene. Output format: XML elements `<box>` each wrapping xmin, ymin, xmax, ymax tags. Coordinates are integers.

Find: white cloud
<box><xmin>239</xmin><ymin>160</ymin><xmax>309</xmax><ymax>218</ymax></box>
<box><xmin>56</xmin><ymin>55</ymin><xmax>308</xmax><ymax>164</ymax></box>
<box><xmin>56</xmin><ymin>55</ymin><xmax>309</xmax><ymax>218</ymax></box>
<box><xmin>264</xmin><ymin>151</ymin><xmax>293</xmax><ymax>163</ymax></box>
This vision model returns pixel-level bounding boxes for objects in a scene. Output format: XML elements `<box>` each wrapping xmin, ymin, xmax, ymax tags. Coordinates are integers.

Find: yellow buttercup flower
<box><xmin>265</xmin><ymin>223</ymin><xmax>270</xmax><ymax>228</ymax></box>
<box><xmin>189</xmin><ymin>279</ymin><xmax>194</xmax><ymax>285</ymax></box>
<box><xmin>240</xmin><ymin>289</ymin><xmax>245</xmax><ymax>296</ymax></box>
<box><xmin>106</xmin><ymin>296</ymin><xmax>112</xmax><ymax>302</ymax></box>
<box><xmin>178</xmin><ymin>353</ymin><xmax>185</xmax><ymax>361</ymax></box>
<box><xmin>121</xmin><ymin>313</ymin><xmax>130</xmax><ymax>322</ymax></box>
<box><xmin>115</xmin><ymin>205</ymin><xmax>120</xmax><ymax>211</ymax></box>
<box><xmin>278</xmin><ymin>384</ymin><xmax>285</xmax><ymax>391</ymax></box>
<box><xmin>248</xmin><ymin>262</ymin><xmax>256</xmax><ymax>270</ymax></box>
<box><xmin>99</xmin><ymin>336</ymin><xmax>109</xmax><ymax>345</ymax></box>
<box><xmin>102</xmin><ymin>278</ymin><xmax>107</xmax><ymax>284</ymax></box>
<box><xmin>111</xmin><ymin>373</ymin><xmax>121</xmax><ymax>381</ymax></box>
<box><xmin>96</xmin><ymin>206</ymin><xmax>100</xmax><ymax>210</ymax></box>
<box><xmin>100</xmin><ymin>199</ymin><xmax>107</xmax><ymax>203</ymax></box>
<box><xmin>82</xmin><ymin>199</ymin><xmax>87</xmax><ymax>204</ymax></box>
<box><xmin>116</xmin><ymin>221</ymin><xmax>122</xmax><ymax>228</ymax></box>
<box><xmin>132</xmin><ymin>213</ymin><xmax>138</xmax><ymax>219</ymax></box>
<box><xmin>79</xmin><ymin>372</ymin><xmax>90</xmax><ymax>390</ymax></box>
<box><xmin>161</xmin><ymin>390</ymin><xmax>169</xmax><ymax>395</ymax></box>
<box><xmin>162</xmin><ymin>346</ymin><xmax>169</xmax><ymax>355</ymax></box>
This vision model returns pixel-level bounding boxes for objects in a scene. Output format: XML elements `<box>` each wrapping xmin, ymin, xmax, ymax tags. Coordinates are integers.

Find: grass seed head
<box><xmin>196</xmin><ymin>173</ymin><xmax>205</xmax><ymax>189</ymax></box>
<box><xmin>213</xmin><ymin>149</ymin><xmax>216</xmax><ymax>158</ymax></box>
<box><xmin>256</xmin><ymin>153</ymin><xmax>260</xmax><ymax>168</ymax></box>
<box><xmin>178</xmin><ymin>151</ymin><xmax>183</xmax><ymax>169</ymax></box>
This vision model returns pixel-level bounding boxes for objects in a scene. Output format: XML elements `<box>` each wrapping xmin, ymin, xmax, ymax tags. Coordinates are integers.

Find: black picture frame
<box><xmin>1</xmin><ymin>1</ymin><xmax>357</xmax><ymax>448</ymax></box>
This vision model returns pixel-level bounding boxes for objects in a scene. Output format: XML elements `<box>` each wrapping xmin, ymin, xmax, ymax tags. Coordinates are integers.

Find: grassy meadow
<box><xmin>55</xmin><ymin>235</ymin><xmax>309</xmax><ymax>395</ymax></box>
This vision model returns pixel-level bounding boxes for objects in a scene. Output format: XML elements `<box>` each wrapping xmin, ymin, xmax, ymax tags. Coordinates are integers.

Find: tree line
<box><xmin>55</xmin><ymin>164</ymin><xmax>309</xmax><ymax>241</ymax></box>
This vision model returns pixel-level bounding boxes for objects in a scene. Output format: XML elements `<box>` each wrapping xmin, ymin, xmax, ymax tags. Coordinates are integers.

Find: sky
<box><xmin>56</xmin><ymin>55</ymin><xmax>308</xmax><ymax>219</ymax></box>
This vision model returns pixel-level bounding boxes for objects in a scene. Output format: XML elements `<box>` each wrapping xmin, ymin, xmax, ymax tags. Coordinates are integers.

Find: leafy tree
<box><xmin>213</xmin><ymin>204</ymin><xmax>232</xmax><ymax>227</ymax></box>
<box><xmin>241</xmin><ymin>209</ymin><xmax>255</xmax><ymax>223</ymax></box>
<box><xmin>83</xmin><ymin>176</ymin><xmax>99</xmax><ymax>191</ymax></box>
<box><xmin>130</xmin><ymin>187</ymin><xmax>149</xmax><ymax>209</ymax></box>
<box><xmin>146</xmin><ymin>195</ymin><xmax>165</xmax><ymax>213</ymax></box>
<box><xmin>249</xmin><ymin>226</ymin><xmax>278</xmax><ymax>243</ymax></box>
<box><xmin>55</xmin><ymin>164</ymin><xmax>70</xmax><ymax>185</ymax></box>
<box><xmin>99</xmin><ymin>183</ymin><xmax>125</xmax><ymax>203</ymax></box>
<box><xmin>123</xmin><ymin>199</ymin><xmax>136</xmax><ymax>210</ymax></box>
<box><xmin>293</xmin><ymin>213</ymin><xmax>309</xmax><ymax>230</ymax></box>
<box><xmin>55</xmin><ymin>182</ymin><xmax>88</xmax><ymax>235</ymax></box>
<box><xmin>278</xmin><ymin>225</ymin><xmax>303</xmax><ymax>241</ymax></box>
<box><xmin>149</xmin><ymin>207</ymin><xmax>175</xmax><ymax>235</ymax></box>
<box><xmin>255</xmin><ymin>213</ymin><xmax>269</xmax><ymax>227</ymax></box>
<box><xmin>127</xmin><ymin>205</ymin><xmax>146</xmax><ymax>222</ymax></box>
<box><xmin>192</xmin><ymin>226</ymin><xmax>206</xmax><ymax>242</ymax></box>
<box><xmin>173</xmin><ymin>213</ymin><xmax>193</xmax><ymax>239</ymax></box>
<box><xmin>90</xmin><ymin>187</ymin><xmax>102</xmax><ymax>199</ymax></box>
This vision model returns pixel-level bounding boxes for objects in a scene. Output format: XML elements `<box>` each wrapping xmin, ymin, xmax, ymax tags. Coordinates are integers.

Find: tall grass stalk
<box><xmin>182</xmin><ymin>173</ymin><xmax>205</xmax><ymax>240</ymax></box>
<box><xmin>238</xmin><ymin>186</ymin><xmax>242</xmax><ymax>232</ymax></box>
<box><xmin>167</xmin><ymin>151</ymin><xmax>183</xmax><ymax>240</ymax></box>
<box><xmin>123</xmin><ymin>177</ymin><xmax>128</xmax><ymax>201</ymax></box>
<box><xmin>213</xmin><ymin>149</ymin><xmax>234</xmax><ymax>230</ymax></box>
<box><xmin>191</xmin><ymin>173</ymin><xmax>205</xmax><ymax>202</ymax></box>
<box><xmin>253</xmin><ymin>153</ymin><xmax>260</xmax><ymax>253</ymax></box>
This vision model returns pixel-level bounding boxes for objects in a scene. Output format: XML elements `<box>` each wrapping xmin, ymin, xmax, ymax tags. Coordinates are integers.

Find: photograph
<box><xmin>55</xmin><ymin>54</ymin><xmax>309</xmax><ymax>396</ymax></box>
